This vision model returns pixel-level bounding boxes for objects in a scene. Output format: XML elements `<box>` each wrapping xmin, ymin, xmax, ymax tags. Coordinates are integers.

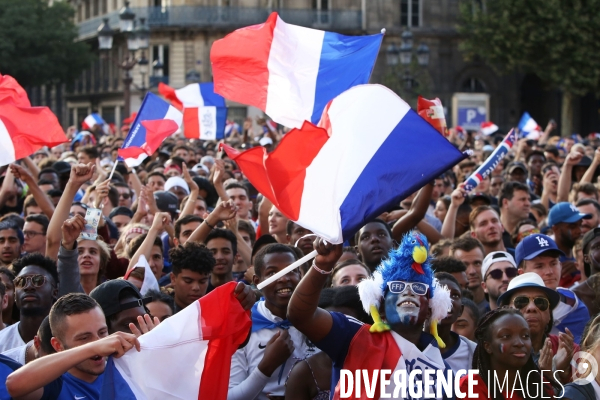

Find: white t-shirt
<box><xmin>442</xmin><ymin>332</ymin><xmax>477</xmax><ymax>375</ymax></box>
<box><xmin>592</xmin><ymin>379</ymin><xmax>600</xmax><ymax>400</ymax></box>
<box><xmin>1</xmin><ymin>342</ymin><xmax>28</xmax><ymax>365</ymax></box>
<box><xmin>0</xmin><ymin>322</ymin><xmax>25</xmax><ymax>353</ymax></box>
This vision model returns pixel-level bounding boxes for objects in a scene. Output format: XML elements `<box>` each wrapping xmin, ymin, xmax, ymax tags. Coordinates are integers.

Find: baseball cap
<box><xmin>507</xmin><ymin>161</ymin><xmax>527</xmax><ymax>174</ymax></box>
<box><xmin>469</xmin><ymin>192</ymin><xmax>491</xmax><ymax>205</ymax></box>
<box><xmin>481</xmin><ymin>251</ymin><xmax>517</xmax><ymax>280</ymax></box>
<box><xmin>547</xmin><ymin>202</ymin><xmax>592</xmax><ymax>227</ymax></box>
<box><xmin>497</xmin><ymin>272</ymin><xmax>560</xmax><ymax>310</ymax></box>
<box><xmin>109</xmin><ymin>206</ymin><xmax>134</xmax><ymax>220</ymax></box>
<box><xmin>89</xmin><ymin>280</ymin><xmax>150</xmax><ymax>318</ymax></box>
<box><xmin>52</xmin><ymin>161</ymin><xmax>72</xmax><ymax>175</ymax></box>
<box><xmin>582</xmin><ymin>227</ymin><xmax>600</xmax><ymax>253</ymax></box>
<box><xmin>259</xmin><ymin>137</ymin><xmax>273</xmax><ymax>147</ymax></box>
<box><xmin>515</xmin><ymin>233</ymin><xmax>565</xmax><ymax>266</ymax></box>
<box><xmin>154</xmin><ymin>191</ymin><xmax>179</xmax><ymax>215</ymax></box>
<box><xmin>164</xmin><ymin>176</ymin><xmax>190</xmax><ymax>195</ymax></box>
<box><xmin>164</xmin><ymin>164</ymin><xmax>182</xmax><ymax>175</ymax></box>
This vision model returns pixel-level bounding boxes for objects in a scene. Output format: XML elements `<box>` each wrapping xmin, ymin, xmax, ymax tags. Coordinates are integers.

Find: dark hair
<box><xmin>318</xmin><ymin>288</ymin><xmax>336</xmax><ymax>309</ymax></box>
<box><xmin>174</xmin><ymin>215</ymin><xmax>203</xmax><ymax>239</ymax></box>
<box><xmin>544</xmin><ymin>145</ymin><xmax>559</xmax><ymax>157</ymax></box>
<box><xmin>146</xmin><ymin>289</ymin><xmax>175</xmax><ymax>313</ymax></box>
<box><xmin>525</xmin><ymin>150</ymin><xmax>546</xmax><ymax>164</ymax></box>
<box><xmin>576</xmin><ymin>198</ymin><xmax>600</xmax><ymax>215</ymax></box>
<box><xmin>171</xmin><ymin>145</ymin><xmax>192</xmax><ymax>156</ymax></box>
<box><xmin>169</xmin><ymin>241</ymin><xmax>215</xmax><ymax>276</ymax></box>
<box><xmin>438</xmin><ymin>195</ymin><xmax>452</xmax><ymax>211</ymax></box>
<box><xmin>327</xmin><ymin>285</ymin><xmax>373</xmax><ymax>324</ymax></box>
<box><xmin>472</xmin><ymin>307</ymin><xmax>555</xmax><ymax>400</ymax></box>
<box><xmin>237</xmin><ymin>219</ymin><xmax>256</xmax><ymax>246</ymax></box>
<box><xmin>127</xmin><ymin>234</ymin><xmax>163</xmax><ymax>259</ymax></box>
<box><xmin>469</xmin><ymin>205</ymin><xmax>499</xmax><ymax>230</ymax></box>
<box><xmin>112</xmin><ymin>181</ymin><xmax>132</xmax><ymax>192</ymax></box>
<box><xmin>434</xmin><ymin>271</ymin><xmax>461</xmax><ymax>290</ymax></box>
<box><xmin>205</xmin><ymin>229</ymin><xmax>238</xmax><ymax>256</ymax></box>
<box><xmin>461</xmin><ymin>297</ymin><xmax>479</xmax><ymax>320</ymax></box>
<box><xmin>49</xmin><ymin>293</ymin><xmax>100</xmax><ymax>341</ymax></box>
<box><xmin>430</xmin><ymin>239</ymin><xmax>453</xmax><ymax>258</ymax></box>
<box><xmin>0</xmin><ymin>281</ymin><xmax>4</xmax><ymax>298</ymax></box>
<box><xmin>530</xmin><ymin>202</ymin><xmax>548</xmax><ymax>218</ymax></box>
<box><xmin>450</xmin><ymin>236</ymin><xmax>484</xmax><ymax>256</ymax></box>
<box><xmin>431</xmin><ymin>256</ymin><xmax>467</xmax><ymax>274</ymax></box>
<box><xmin>12</xmin><ymin>253</ymin><xmax>58</xmax><ymax>286</ymax></box>
<box><xmin>0</xmin><ymin>267</ymin><xmax>15</xmax><ymax>286</ymax></box>
<box><xmin>107</xmin><ymin>185</ymin><xmax>119</xmax><ymax>208</ymax></box>
<box><xmin>192</xmin><ymin>177</ymin><xmax>218</xmax><ymax>207</ymax></box>
<box><xmin>254</xmin><ymin>243</ymin><xmax>299</xmax><ymax>278</ymax></box>
<box><xmin>79</xmin><ymin>145</ymin><xmax>99</xmax><ymax>159</ymax></box>
<box><xmin>354</xmin><ymin>218</ymin><xmax>393</xmax><ymax>244</ymax></box>
<box><xmin>47</xmin><ymin>189</ymin><xmax>63</xmax><ymax>198</ymax></box>
<box><xmin>224</xmin><ymin>181</ymin><xmax>249</xmax><ymax>197</ymax></box>
<box><xmin>25</xmin><ymin>214</ymin><xmax>49</xmax><ymax>235</ymax></box>
<box><xmin>37</xmin><ymin>315</ymin><xmax>56</xmax><ymax>356</ymax></box>
<box><xmin>574</xmin><ymin>182</ymin><xmax>599</xmax><ymax>199</ymax></box>
<box><xmin>499</xmin><ymin>181</ymin><xmax>530</xmax><ymax>208</ymax></box>
<box><xmin>331</xmin><ymin>259</ymin><xmax>370</xmax><ymax>283</ymax></box>
<box><xmin>37</xmin><ymin>178</ymin><xmax>55</xmax><ymax>186</ymax></box>
<box><xmin>512</xmin><ymin>219</ymin><xmax>538</xmax><ymax>244</ymax></box>
<box><xmin>38</xmin><ymin>168</ymin><xmax>58</xmax><ymax>179</ymax></box>
<box><xmin>0</xmin><ymin>220</ymin><xmax>24</xmax><ymax>244</ymax></box>
<box><xmin>147</xmin><ymin>171</ymin><xmax>167</xmax><ymax>182</ymax></box>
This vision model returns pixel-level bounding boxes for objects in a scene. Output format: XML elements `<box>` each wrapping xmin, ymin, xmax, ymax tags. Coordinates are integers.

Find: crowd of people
<box><xmin>0</xmin><ymin>118</ymin><xmax>600</xmax><ymax>400</ymax></box>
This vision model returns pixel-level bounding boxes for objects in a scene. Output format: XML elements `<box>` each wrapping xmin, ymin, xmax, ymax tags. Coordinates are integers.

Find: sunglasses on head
<box><xmin>512</xmin><ymin>296</ymin><xmax>550</xmax><ymax>312</ymax></box>
<box><xmin>486</xmin><ymin>267</ymin><xmax>518</xmax><ymax>280</ymax></box>
<box><xmin>14</xmin><ymin>274</ymin><xmax>48</xmax><ymax>289</ymax></box>
<box><xmin>387</xmin><ymin>281</ymin><xmax>429</xmax><ymax>296</ymax></box>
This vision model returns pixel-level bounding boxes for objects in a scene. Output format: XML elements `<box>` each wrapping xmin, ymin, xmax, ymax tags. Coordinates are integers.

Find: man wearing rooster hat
<box><xmin>288</xmin><ymin>230</ymin><xmax>454</xmax><ymax>400</ymax></box>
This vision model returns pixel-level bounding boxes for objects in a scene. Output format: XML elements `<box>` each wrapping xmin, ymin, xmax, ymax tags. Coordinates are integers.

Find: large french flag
<box><xmin>211</xmin><ymin>12</ymin><xmax>383</xmax><ymax>129</ymax></box>
<box><xmin>222</xmin><ymin>85</ymin><xmax>466</xmax><ymax>244</ymax></box>
<box><xmin>158</xmin><ymin>82</ymin><xmax>227</xmax><ymax>140</ymax></box>
<box><xmin>118</xmin><ymin>93</ymin><xmax>183</xmax><ymax>167</ymax></box>
<box><xmin>0</xmin><ymin>74</ymin><xmax>68</xmax><ymax>167</ymax></box>
<box><xmin>101</xmin><ymin>282</ymin><xmax>251</xmax><ymax>400</ymax></box>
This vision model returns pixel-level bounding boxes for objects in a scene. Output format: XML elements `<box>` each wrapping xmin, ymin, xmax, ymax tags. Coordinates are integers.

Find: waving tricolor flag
<box><xmin>211</xmin><ymin>12</ymin><xmax>382</xmax><ymax>128</ymax></box>
<box><xmin>0</xmin><ymin>74</ymin><xmax>68</xmax><ymax>167</ymax></box>
<box><xmin>82</xmin><ymin>113</ymin><xmax>105</xmax><ymax>131</ymax></box>
<box><xmin>222</xmin><ymin>85</ymin><xmax>465</xmax><ymax>244</ymax></box>
<box><xmin>518</xmin><ymin>112</ymin><xmax>542</xmax><ymax>139</ymax></box>
<box><xmin>158</xmin><ymin>82</ymin><xmax>227</xmax><ymax>140</ymax></box>
<box><xmin>463</xmin><ymin>129</ymin><xmax>517</xmax><ymax>192</ymax></box>
<box><xmin>101</xmin><ymin>282</ymin><xmax>250</xmax><ymax>399</ymax></box>
<box><xmin>118</xmin><ymin>93</ymin><xmax>183</xmax><ymax>167</ymax></box>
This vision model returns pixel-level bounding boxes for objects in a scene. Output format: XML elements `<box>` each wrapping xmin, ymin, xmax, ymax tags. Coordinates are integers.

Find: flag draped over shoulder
<box><xmin>0</xmin><ymin>74</ymin><xmax>68</xmax><ymax>167</ymax></box>
<box><xmin>210</xmin><ymin>12</ymin><xmax>383</xmax><ymax>128</ymax></box>
<box><xmin>101</xmin><ymin>282</ymin><xmax>251</xmax><ymax>400</ymax></box>
<box><xmin>222</xmin><ymin>84</ymin><xmax>466</xmax><ymax>244</ymax></box>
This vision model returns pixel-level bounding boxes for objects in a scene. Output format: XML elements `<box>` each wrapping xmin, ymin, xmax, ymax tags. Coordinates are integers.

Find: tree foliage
<box><xmin>458</xmin><ymin>0</ymin><xmax>600</xmax><ymax>97</ymax></box>
<box><xmin>0</xmin><ymin>0</ymin><xmax>93</xmax><ymax>87</ymax></box>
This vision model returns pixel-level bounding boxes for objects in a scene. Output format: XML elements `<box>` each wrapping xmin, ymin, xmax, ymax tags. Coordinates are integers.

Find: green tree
<box><xmin>0</xmin><ymin>0</ymin><xmax>93</xmax><ymax>88</ymax></box>
<box><xmin>458</xmin><ymin>0</ymin><xmax>600</xmax><ymax>136</ymax></box>
<box><xmin>381</xmin><ymin>57</ymin><xmax>432</xmax><ymax>109</ymax></box>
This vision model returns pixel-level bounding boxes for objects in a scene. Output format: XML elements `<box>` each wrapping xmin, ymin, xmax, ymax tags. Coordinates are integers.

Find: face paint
<box><xmin>384</xmin><ymin>288</ymin><xmax>421</xmax><ymax>326</ymax></box>
<box><xmin>500</xmin><ymin>343</ymin><xmax>506</xmax><ymax>353</ymax></box>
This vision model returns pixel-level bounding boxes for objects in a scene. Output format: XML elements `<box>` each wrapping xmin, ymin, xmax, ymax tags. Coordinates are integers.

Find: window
<box><xmin>401</xmin><ymin>0</ymin><xmax>420</xmax><ymax>27</ymax></box>
<box><xmin>93</xmin><ymin>0</ymin><xmax>99</xmax><ymax>17</ymax></box>
<box><xmin>101</xmin><ymin>107</ymin><xmax>116</xmax><ymax>125</ymax></box>
<box><xmin>77</xmin><ymin>107</ymin><xmax>89</xmax><ymax>128</ymax></box>
<box><xmin>152</xmin><ymin>45</ymin><xmax>170</xmax><ymax>78</ymax></box>
<box><xmin>101</xmin><ymin>0</ymin><xmax>107</xmax><ymax>14</ymax></box>
<box><xmin>461</xmin><ymin>78</ymin><xmax>487</xmax><ymax>93</ymax></box>
<box><xmin>84</xmin><ymin>0</ymin><xmax>90</xmax><ymax>19</ymax></box>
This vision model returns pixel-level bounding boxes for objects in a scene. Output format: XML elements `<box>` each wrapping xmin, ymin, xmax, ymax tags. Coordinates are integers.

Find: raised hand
<box><xmin>212</xmin><ymin>199</ymin><xmax>238</xmax><ymax>222</ymax></box>
<box><xmin>450</xmin><ymin>186</ymin><xmax>467</xmax><ymax>207</ymax></box>
<box><xmin>93</xmin><ymin>179</ymin><xmax>111</xmax><ymax>209</ymax></box>
<box><xmin>129</xmin><ymin>314</ymin><xmax>161</xmax><ymax>338</ymax></box>
<box><xmin>69</xmin><ymin>163</ymin><xmax>95</xmax><ymax>187</ymax></box>
<box><xmin>9</xmin><ymin>164</ymin><xmax>34</xmax><ymax>185</ymax></box>
<box><xmin>151</xmin><ymin>211</ymin><xmax>172</xmax><ymax>232</ymax></box>
<box><xmin>182</xmin><ymin>163</ymin><xmax>199</xmax><ymax>193</ymax></box>
<box><xmin>312</xmin><ymin>237</ymin><xmax>342</xmax><ymax>273</ymax></box>
<box><xmin>90</xmin><ymin>331</ymin><xmax>141</xmax><ymax>358</ymax></box>
<box><xmin>61</xmin><ymin>214</ymin><xmax>86</xmax><ymax>249</ymax></box>
<box><xmin>233</xmin><ymin>282</ymin><xmax>256</xmax><ymax>311</ymax></box>
<box><xmin>565</xmin><ymin>151</ymin><xmax>583</xmax><ymax>166</ymax></box>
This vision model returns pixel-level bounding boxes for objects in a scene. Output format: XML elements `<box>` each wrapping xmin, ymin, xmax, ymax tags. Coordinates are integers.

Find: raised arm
<box><xmin>287</xmin><ymin>239</ymin><xmax>342</xmax><ymax>344</ymax></box>
<box><xmin>178</xmin><ymin>164</ymin><xmax>200</xmax><ymax>220</ymax></box>
<box><xmin>10</xmin><ymin>164</ymin><xmax>55</xmax><ymax>219</ymax></box>
<box><xmin>557</xmin><ymin>152</ymin><xmax>582</xmax><ymax>203</ymax></box>
<box><xmin>46</xmin><ymin>163</ymin><xmax>95</xmax><ymax>261</ymax></box>
<box><xmin>127</xmin><ymin>212</ymin><xmax>171</xmax><ymax>272</ymax></box>
<box><xmin>187</xmin><ymin>200</ymin><xmax>237</xmax><ymax>244</ymax></box>
<box><xmin>0</xmin><ymin>166</ymin><xmax>16</xmax><ymax>208</ymax></box>
<box><xmin>57</xmin><ymin>215</ymin><xmax>86</xmax><ymax>296</ymax></box>
<box><xmin>581</xmin><ymin>148</ymin><xmax>600</xmax><ymax>184</ymax></box>
<box><xmin>6</xmin><ymin>332</ymin><xmax>139</xmax><ymax>399</ymax></box>
<box><xmin>391</xmin><ymin>183</ymin><xmax>433</xmax><ymax>242</ymax></box>
<box><xmin>440</xmin><ymin>187</ymin><xmax>466</xmax><ymax>239</ymax></box>
<box><xmin>212</xmin><ymin>159</ymin><xmax>229</xmax><ymax>202</ymax></box>
<box><xmin>21</xmin><ymin>156</ymin><xmax>40</xmax><ymax>181</ymax></box>
<box><xmin>224</xmin><ymin>216</ymin><xmax>252</xmax><ymax>267</ymax></box>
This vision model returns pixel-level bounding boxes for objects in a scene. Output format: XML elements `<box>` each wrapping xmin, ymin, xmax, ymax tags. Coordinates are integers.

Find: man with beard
<box><xmin>205</xmin><ymin>229</ymin><xmax>237</xmax><ymax>293</ymax></box>
<box><xmin>481</xmin><ymin>251</ymin><xmax>518</xmax><ymax>311</ymax></box>
<box><xmin>5</xmin><ymin>293</ymin><xmax>140</xmax><ymax>399</ymax></box>
<box><xmin>450</xmin><ymin>237</ymin><xmax>487</xmax><ymax>314</ymax></box>
<box><xmin>548</xmin><ymin>202</ymin><xmax>591</xmax><ymax>288</ymax></box>
<box><xmin>576</xmin><ymin>199</ymin><xmax>600</xmax><ymax>235</ymax></box>
<box><xmin>433</xmin><ymin>272</ymin><xmax>477</xmax><ymax>372</ymax></box>
<box><xmin>499</xmin><ymin>182</ymin><xmax>531</xmax><ymax>248</ymax></box>
<box><xmin>0</xmin><ymin>254</ymin><xmax>58</xmax><ymax>353</ymax></box>
<box><xmin>229</xmin><ymin>244</ymin><xmax>309</xmax><ymax>400</ymax></box>
<box><xmin>354</xmin><ymin>219</ymin><xmax>394</xmax><ymax>272</ymax></box>
<box><xmin>469</xmin><ymin>206</ymin><xmax>511</xmax><ymax>256</ymax></box>
<box><xmin>0</xmin><ymin>222</ymin><xmax>23</xmax><ymax>268</ymax></box>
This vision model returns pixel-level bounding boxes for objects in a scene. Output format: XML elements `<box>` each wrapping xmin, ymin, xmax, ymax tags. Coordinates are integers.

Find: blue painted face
<box><xmin>384</xmin><ymin>284</ymin><xmax>429</xmax><ymax>327</ymax></box>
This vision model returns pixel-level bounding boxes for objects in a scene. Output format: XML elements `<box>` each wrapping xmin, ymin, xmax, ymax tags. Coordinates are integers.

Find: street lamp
<box><xmin>153</xmin><ymin>60</ymin><xmax>164</xmax><ymax>77</ymax></box>
<box><xmin>385</xmin><ymin>28</ymin><xmax>430</xmax><ymax>91</ymax></box>
<box><xmin>97</xmin><ymin>4</ymin><xmax>150</xmax><ymax>123</ymax></box>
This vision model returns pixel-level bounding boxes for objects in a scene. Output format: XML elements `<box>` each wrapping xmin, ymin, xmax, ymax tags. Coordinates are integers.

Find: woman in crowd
<box><xmin>511</xmin><ymin>219</ymin><xmax>539</xmax><ymax>246</ymax></box>
<box><xmin>329</xmin><ymin>259</ymin><xmax>371</xmax><ymax>287</ymax></box>
<box><xmin>434</xmin><ymin>195</ymin><xmax>452</xmax><ymax>224</ymax></box>
<box><xmin>268</xmin><ymin>205</ymin><xmax>289</xmax><ymax>244</ymax></box>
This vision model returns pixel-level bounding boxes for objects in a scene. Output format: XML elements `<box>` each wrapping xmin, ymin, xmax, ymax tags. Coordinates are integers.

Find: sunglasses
<box><xmin>387</xmin><ymin>281</ymin><xmax>429</xmax><ymax>296</ymax></box>
<box><xmin>486</xmin><ymin>267</ymin><xmax>518</xmax><ymax>280</ymax></box>
<box><xmin>14</xmin><ymin>274</ymin><xmax>47</xmax><ymax>289</ymax></box>
<box><xmin>512</xmin><ymin>296</ymin><xmax>550</xmax><ymax>312</ymax></box>
<box><xmin>119</xmin><ymin>193</ymin><xmax>131</xmax><ymax>200</ymax></box>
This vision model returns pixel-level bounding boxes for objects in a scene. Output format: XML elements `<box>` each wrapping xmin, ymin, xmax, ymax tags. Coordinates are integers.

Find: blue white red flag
<box><xmin>158</xmin><ymin>82</ymin><xmax>227</xmax><ymax>140</ymax></box>
<box><xmin>463</xmin><ymin>128</ymin><xmax>517</xmax><ymax>192</ymax></box>
<box><xmin>101</xmin><ymin>282</ymin><xmax>251</xmax><ymax>400</ymax></box>
<box><xmin>222</xmin><ymin>84</ymin><xmax>466</xmax><ymax>244</ymax></box>
<box><xmin>118</xmin><ymin>93</ymin><xmax>182</xmax><ymax>167</ymax></box>
<box><xmin>82</xmin><ymin>113</ymin><xmax>105</xmax><ymax>131</ymax></box>
<box><xmin>518</xmin><ymin>112</ymin><xmax>542</xmax><ymax>139</ymax></box>
<box><xmin>211</xmin><ymin>12</ymin><xmax>383</xmax><ymax>128</ymax></box>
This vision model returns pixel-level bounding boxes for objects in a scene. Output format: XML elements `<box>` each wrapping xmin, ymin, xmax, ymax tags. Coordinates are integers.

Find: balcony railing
<box><xmin>77</xmin><ymin>6</ymin><xmax>362</xmax><ymax>40</ymax></box>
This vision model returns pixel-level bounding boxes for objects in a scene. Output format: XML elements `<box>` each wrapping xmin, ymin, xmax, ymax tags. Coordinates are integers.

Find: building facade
<box><xmin>36</xmin><ymin>0</ymin><xmax>596</xmax><ymax>135</ymax></box>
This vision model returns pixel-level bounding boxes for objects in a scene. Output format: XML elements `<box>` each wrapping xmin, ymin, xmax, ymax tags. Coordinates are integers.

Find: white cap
<box><xmin>481</xmin><ymin>251</ymin><xmax>517</xmax><ymax>280</ymax></box>
<box><xmin>164</xmin><ymin>176</ymin><xmax>190</xmax><ymax>195</ymax></box>
<box><xmin>191</xmin><ymin>163</ymin><xmax>209</xmax><ymax>175</ymax></box>
<box><xmin>259</xmin><ymin>137</ymin><xmax>273</xmax><ymax>146</ymax></box>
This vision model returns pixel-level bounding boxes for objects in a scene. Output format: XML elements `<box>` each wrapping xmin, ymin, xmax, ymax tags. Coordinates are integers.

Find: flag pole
<box><xmin>107</xmin><ymin>160</ymin><xmax>119</xmax><ymax>180</ymax></box>
<box><xmin>257</xmin><ymin>249</ymin><xmax>318</xmax><ymax>290</ymax></box>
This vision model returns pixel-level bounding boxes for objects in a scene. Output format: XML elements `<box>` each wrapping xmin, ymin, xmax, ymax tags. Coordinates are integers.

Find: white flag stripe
<box><xmin>0</xmin><ymin>118</ymin><xmax>16</xmax><ymax>166</ymax></box>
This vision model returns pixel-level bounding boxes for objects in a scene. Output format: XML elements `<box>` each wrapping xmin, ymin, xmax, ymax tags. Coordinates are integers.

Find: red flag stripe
<box><xmin>184</xmin><ymin>108</ymin><xmax>201</xmax><ymax>139</ymax></box>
